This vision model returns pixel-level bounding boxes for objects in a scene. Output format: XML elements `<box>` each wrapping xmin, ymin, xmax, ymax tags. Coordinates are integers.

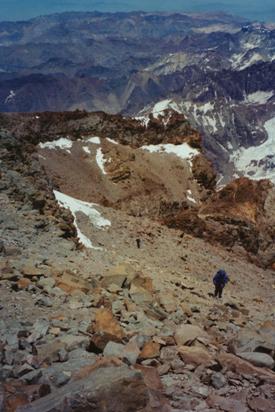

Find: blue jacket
<box><xmin>213</xmin><ymin>270</ymin><xmax>229</xmax><ymax>286</ymax></box>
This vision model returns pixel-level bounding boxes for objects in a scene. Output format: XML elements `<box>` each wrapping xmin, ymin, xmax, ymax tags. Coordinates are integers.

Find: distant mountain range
<box><xmin>0</xmin><ymin>11</ymin><xmax>274</xmax><ymax>183</ymax></box>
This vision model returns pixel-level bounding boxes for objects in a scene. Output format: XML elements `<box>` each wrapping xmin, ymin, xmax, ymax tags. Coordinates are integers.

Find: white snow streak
<box><xmin>187</xmin><ymin>190</ymin><xmax>197</xmax><ymax>204</ymax></box>
<box><xmin>39</xmin><ymin>138</ymin><xmax>72</xmax><ymax>152</ymax></box>
<box><xmin>83</xmin><ymin>146</ymin><xmax>91</xmax><ymax>154</ymax></box>
<box><xmin>54</xmin><ymin>190</ymin><xmax>110</xmax><ymax>249</ymax></box>
<box><xmin>106</xmin><ymin>138</ymin><xmax>119</xmax><ymax>145</ymax></box>
<box><xmin>96</xmin><ymin>148</ymin><xmax>108</xmax><ymax>174</ymax></box>
<box><xmin>5</xmin><ymin>90</ymin><xmax>16</xmax><ymax>104</ymax></box>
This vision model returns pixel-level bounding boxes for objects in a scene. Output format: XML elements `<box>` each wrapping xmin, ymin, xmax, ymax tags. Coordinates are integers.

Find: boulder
<box><xmin>178</xmin><ymin>346</ymin><xmax>213</xmax><ymax>366</ymax></box>
<box><xmin>135</xmin><ymin>365</ymin><xmax>171</xmax><ymax>412</ymax></box>
<box><xmin>90</xmin><ymin>308</ymin><xmax>125</xmax><ymax>351</ymax></box>
<box><xmin>247</xmin><ymin>396</ymin><xmax>275</xmax><ymax>412</ymax></box>
<box><xmin>237</xmin><ymin>352</ymin><xmax>275</xmax><ymax>369</ymax></box>
<box><xmin>231</xmin><ymin>329</ymin><xmax>274</xmax><ymax>354</ymax></box>
<box><xmin>93</xmin><ymin>308</ymin><xmax>125</xmax><ymax>342</ymax></box>
<box><xmin>17</xmin><ymin>366</ymin><xmax>151</xmax><ymax>412</ymax></box>
<box><xmin>217</xmin><ymin>352</ymin><xmax>275</xmax><ymax>383</ymax></box>
<box><xmin>174</xmin><ymin>324</ymin><xmax>208</xmax><ymax>346</ymax></box>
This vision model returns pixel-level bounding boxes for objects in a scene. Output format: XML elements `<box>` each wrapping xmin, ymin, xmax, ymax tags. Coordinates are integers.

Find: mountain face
<box><xmin>1</xmin><ymin>110</ymin><xmax>274</xmax><ymax>268</ymax></box>
<box><xmin>0</xmin><ymin>12</ymin><xmax>275</xmax><ymax>184</ymax></box>
<box><xmin>1</xmin><ymin>110</ymin><xmax>275</xmax><ymax>410</ymax></box>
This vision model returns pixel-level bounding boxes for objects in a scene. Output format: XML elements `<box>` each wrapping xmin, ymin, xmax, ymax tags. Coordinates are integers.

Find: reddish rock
<box><xmin>89</xmin><ymin>308</ymin><xmax>125</xmax><ymax>351</ymax></box>
<box><xmin>135</xmin><ymin>365</ymin><xmax>171</xmax><ymax>412</ymax></box>
<box><xmin>140</xmin><ymin>341</ymin><xmax>160</xmax><ymax>360</ymax></box>
<box><xmin>17</xmin><ymin>278</ymin><xmax>31</xmax><ymax>289</ymax></box>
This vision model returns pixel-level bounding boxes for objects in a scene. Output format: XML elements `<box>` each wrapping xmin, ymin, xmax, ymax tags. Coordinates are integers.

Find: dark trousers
<box><xmin>214</xmin><ymin>284</ymin><xmax>224</xmax><ymax>298</ymax></box>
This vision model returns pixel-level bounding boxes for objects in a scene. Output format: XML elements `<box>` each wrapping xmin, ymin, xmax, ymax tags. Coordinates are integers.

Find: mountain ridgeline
<box><xmin>0</xmin><ymin>12</ymin><xmax>275</xmax><ymax>184</ymax></box>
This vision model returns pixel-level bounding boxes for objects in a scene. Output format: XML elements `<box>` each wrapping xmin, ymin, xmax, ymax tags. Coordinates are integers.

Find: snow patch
<box><xmin>141</xmin><ymin>142</ymin><xmax>199</xmax><ymax>161</ymax></box>
<box><xmin>54</xmin><ymin>190</ymin><xmax>110</xmax><ymax>249</ymax></box>
<box><xmin>86</xmin><ymin>136</ymin><xmax>101</xmax><ymax>144</ymax></box>
<box><xmin>5</xmin><ymin>90</ymin><xmax>16</xmax><ymax>104</ymax></box>
<box><xmin>96</xmin><ymin>148</ymin><xmax>108</xmax><ymax>174</ymax></box>
<box><xmin>152</xmin><ymin>99</ymin><xmax>181</xmax><ymax>118</ymax></box>
<box><xmin>135</xmin><ymin>116</ymin><xmax>150</xmax><ymax>128</ymax></box>
<box><xmin>83</xmin><ymin>146</ymin><xmax>91</xmax><ymax>155</ymax></box>
<box><xmin>245</xmin><ymin>91</ymin><xmax>273</xmax><ymax>105</ymax></box>
<box><xmin>39</xmin><ymin>138</ymin><xmax>72</xmax><ymax>153</ymax></box>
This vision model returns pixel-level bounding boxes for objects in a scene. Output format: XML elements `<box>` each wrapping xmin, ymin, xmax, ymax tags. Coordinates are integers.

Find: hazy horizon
<box><xmin>1</xmin><ymin>0</ymin><xmax>275</xmax><ymax>23</ymax></box>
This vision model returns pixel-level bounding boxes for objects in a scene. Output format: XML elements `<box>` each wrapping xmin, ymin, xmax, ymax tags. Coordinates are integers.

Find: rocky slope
<box><xmin>1</xmin><ymin>110</ymin><xmax>275</xmax><ymax>411</ymax></box>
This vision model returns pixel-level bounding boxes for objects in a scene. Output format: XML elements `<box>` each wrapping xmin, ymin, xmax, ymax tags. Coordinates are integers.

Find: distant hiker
<box><xmin>136</xmin><ymin>238</ymin><xmax>141</xmax><ymax>249</ymax></box>
<box><xmin>213</xmin><ymin>269</ymin><xmax>229</xmax><ymax>298</ymax></box>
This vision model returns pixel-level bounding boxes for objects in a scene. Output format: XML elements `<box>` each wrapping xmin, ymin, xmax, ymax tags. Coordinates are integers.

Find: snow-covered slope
<box><xmin>54</xmin><ymin>190</ymin><xmax>110</xmax><ymax>249</ymax></box>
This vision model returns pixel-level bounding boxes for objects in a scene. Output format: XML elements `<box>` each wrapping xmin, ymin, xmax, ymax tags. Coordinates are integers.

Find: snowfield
<box><xmin>230</xmin><ymin>116</ymin><xmax>275</xmax><ymax>182</ymax></box>
<box><xmin>54</xmin><ymin>190</ymin><xmax>110</xmax><ymax>249</ymax></box>
<box><xmin>151</xmin><ymin>99</ymin><xmax>181</xmax><ymax>118</ymax></box>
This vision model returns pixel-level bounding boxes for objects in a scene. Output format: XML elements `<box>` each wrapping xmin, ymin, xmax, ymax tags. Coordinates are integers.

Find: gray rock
<box><xmin>27</xmin><ymin>319</ymin><xmax>49</xmax><ymax>343</ymax></box>
<box><xmin>211</xmin><ymin>372</ymin><xmax>227</xmax><ymax>389</ymax></box>
<box><xmin>6</xmin><ymin>333</ymin><xmax>18</xmax><ymax>348</ymax></box>
<box><xmin>58</xmin><ymin>348</ymin><xmax>69</xmax><ymax>363</ymax></box>
<box><xmin>54</xmin><ymin>371</ymin><xmax>72</xmax><ymax>387</ymax></box>
<box><xmin>59</xmin><ymin>335</ymin><xmax>90</xmax><ymax>352</ymax></box>
<box><xmin>15</xmin><ymin>363</ymin><xmax>34</xmax><ymax>377</ymax></box>
<box><xmin>3</xmin><ymin>348</ymin><xmax>17</xmax><ymax>365</ymax></box>
<box><xmin>238</xmin><ymin>352</ymin><xmax>275</xmax><ymax>369</ymax></box>
<box><xmin>0</xmin><ymin>365</ymin><xmax>13</xmax><ymax>380</ymax></box>
<box><xmin>20</xmin><ymin>369</ymin><xmax>43</xmax><ymax>384</ymax></box>
<box><xmin>103</xmin><ymin>341</ymin><xmax>125</xmax><ymax>358</ymax></box>
<box><xmin>36</xmin><ymin>296</ymin><xmax>53</xmax><ymax>307</ymax></box>
<box><xmin>37</xmin><ymin>277</ymin><xmax>56</xmax><ymax>290</ymax></box>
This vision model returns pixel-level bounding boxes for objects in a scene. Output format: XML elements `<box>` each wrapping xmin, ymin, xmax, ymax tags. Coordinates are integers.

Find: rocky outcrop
<box><xmin>163</xmin><ymin>177</ymin><xmax>275</xmax><ymax>267</ymax></box>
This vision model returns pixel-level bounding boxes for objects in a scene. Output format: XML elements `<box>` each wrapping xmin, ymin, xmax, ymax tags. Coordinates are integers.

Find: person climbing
<box><xmin>213</xmin><ymin>269</ymin><xmax>229</xmax><ymax>298</ymax></box>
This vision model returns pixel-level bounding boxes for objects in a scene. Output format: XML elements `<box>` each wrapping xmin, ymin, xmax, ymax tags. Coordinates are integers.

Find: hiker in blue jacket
<box><xmin>213</xmin><ymin>269</ymin><xmax>229</xmax><ymax>298</ymax></box>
